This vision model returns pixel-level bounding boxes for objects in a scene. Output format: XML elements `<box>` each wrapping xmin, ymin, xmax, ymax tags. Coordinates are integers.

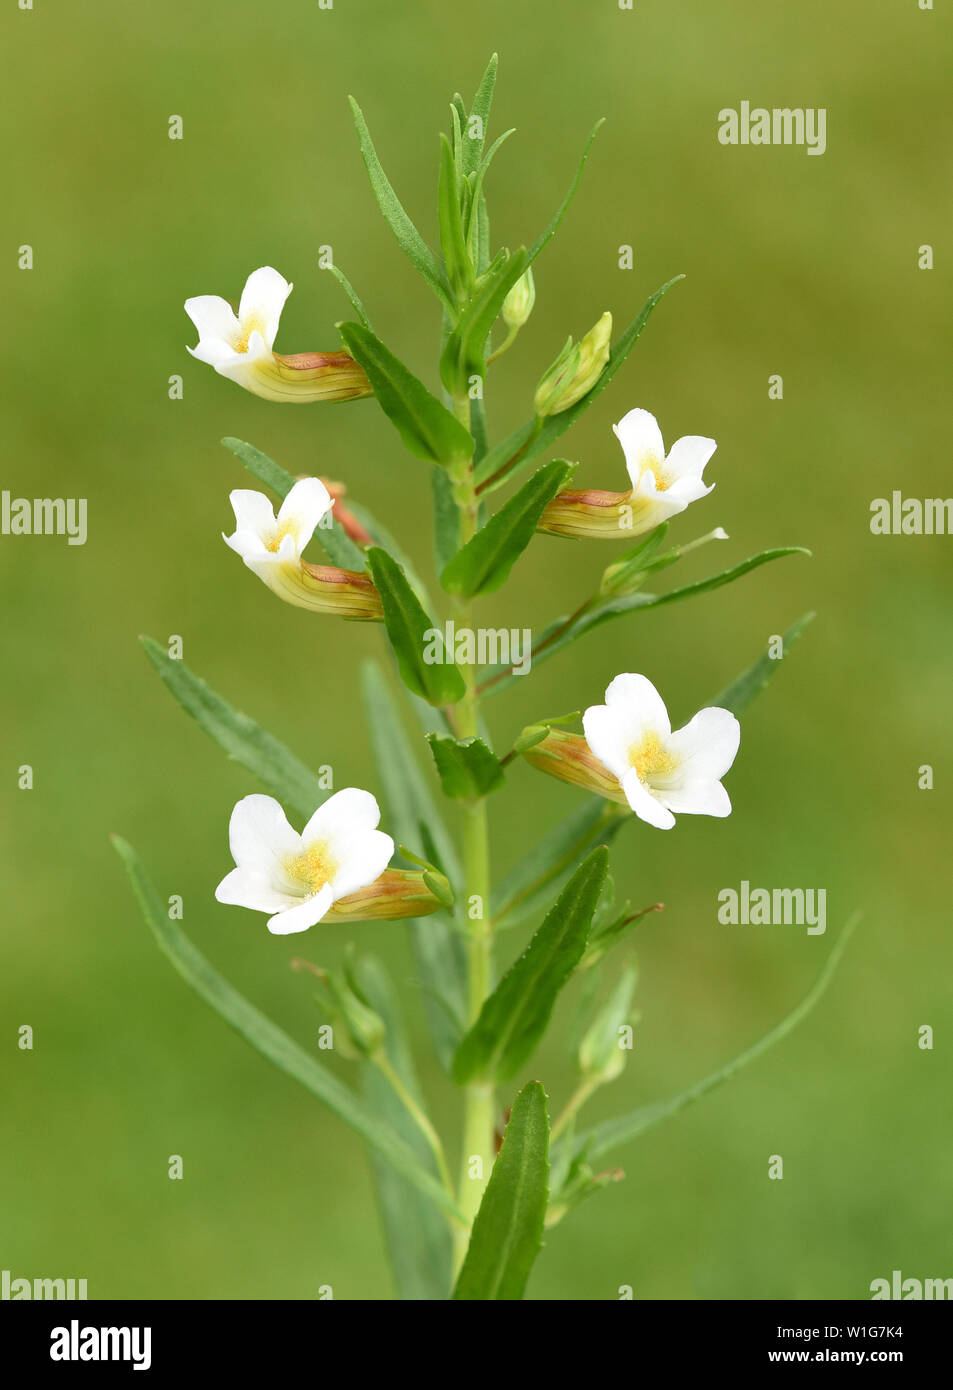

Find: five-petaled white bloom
<box><xmin>583</xmin><ymin>674</ymin><xmax>740</xmax><ymax>830</ymax></box>
<box><xmin>613</xmin><ymin>408</ymin><xmax>716</xmax><ymax>532</ymax></box>
<box><xmin>223</xmin><ymin>479</ymin><xmax>383</xmax><ymax>620</ymax></box>
<box><xmin>185</xmin><ymin>266</ymin><xmax>372</xmax><ymax>403</ymax></box>
<box><xmin>215</xmin><ymin>790</ymin><xmax>395</xmax><ymax>934</ymax></box>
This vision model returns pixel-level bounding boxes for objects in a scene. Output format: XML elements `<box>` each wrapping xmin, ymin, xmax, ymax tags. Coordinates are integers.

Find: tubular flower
<box><xmin>223</xmin><ymin>478</ymin><xmax>383</xmax><ymax>620</ymax></box>
<box><xmin>185</xmin><ymin>266</ymin><xmax>372</xmax><ymax>403</ymax></box>
<box><xmin>214</xmin><ymin>790</ymin><xmax>396</xmax><ymax>934</ymax></box>
<box><xmin>582</xmin><ymin>674</ymin><xmax>740</xmax><ymax>830</ymax></box>
<box><xmin>538</xmin><ymin>408</ymin><xmax>716</xmax><ymax>541</ymax></box>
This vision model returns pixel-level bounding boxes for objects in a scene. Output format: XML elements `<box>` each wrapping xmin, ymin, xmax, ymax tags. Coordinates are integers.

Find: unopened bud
<box><xmin>502</xmin><ymin>267</ymin><xmax>536</xmax><ymax>330</ymax></box>
<box><xmin>534</xmin><ymin>311</ymin><xmax>611</xmax><ymax>418</ymax></box>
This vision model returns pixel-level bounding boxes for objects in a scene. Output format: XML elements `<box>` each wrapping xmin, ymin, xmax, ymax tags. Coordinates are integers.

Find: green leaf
<box><xmin>708</xmin><ymin>612</ymin><xmax>816</xmax><ymax>715</ymax></box>
<box><xmin>452</xmin><ymin>1081</ymin><xmax>549</xmax><ymax>1301</ymax></box>
<box><xmin>322</xmin><ymin>264</ymin><xmax>373</xmax><ymax>331</ymax></box>
<box><xmin>461</xmin><ymin>53</ymin><xmax>499</xmax><ymax>176</ymax></box>
<box><xmin>475</xmin><ymin>275</ymin><xmax>684</xmax><ymax>493</ymax></box>
<box><xmin>338</xmin><ymin>321</ymin><xmax>474</xmax><ymax>466</ymax></box>
<box><xmin>479</xmin><ymin>547</ymin><xmax>810</xmax><ymax>698</ymax></box>
<box><xmin>571</xmin><ymin>915</ymin><xmax>860</xmax><ymax>1162</ymax></box>
<box><xmin>367</xmin><ymin>548</ymin><xmax>466</xmax><ymax>707</ymax></box>
<box><xmin>441</xmin><ymin>459</ymin><xmax>575</xmax><ymax>598</ymax></box>
<box><xmin>348</xmin><ymin>95</ymin><xmax>454</xmax><ymax>310</ymax></box>
<box><xmin>453</xmin><ymin>848</ymin><xmax>609</xmax><ymax>1085</ymax></box>
<box><xmin>344</xmin><ymin>498</ymin><xmax>434</xmax><ymax>612</ymax></box>
<box><xmin>220</xmin><ymin>436</ymin><xmax>366</xmax><ymax>572</ymax></box>
<box><xmin>112</xmin><ymin>837</ymin><xmax>462</xmax><ymax>1223</ymax></box>
<box><xmin>426</xmin><ymin>734</ymin><xmax>504</xmax><ymax>799</ymax></box>
<box><xmin>361</xmin><ymin>661</ymin><xmax>466</xmax><ymax>1070</ymax></box>
<box><xmin>438</xmin><ymin>133</ymin><xmax>472</xmax><ymax>298</ymax></box>
<box><xmin>356</xmin><ymin>956</ymin><xmax>454</xmax><ymax>1300</ymax></box>
<box><xmin>439</xmin><ymin>248</ymin><xmax>528</xmax><ymax>397</ymax></box>
<box><xmin>526</xmin><ymin>119</ymin><xmax>605</xmax><ymax>269</ymax></box>
<box><xmin>140</xmin><ymin>636</ymin><xmax>320</xmax><ymax>822</ymax></box>
<box><xmin>431</xmin><ymin>466</ymin><xmax>460</xmax><ymax>575</ymax></box>
<box><xmin>492</xmin><ymin>800</ymin><xmax>621</xmax><ymax>930</ymax></box>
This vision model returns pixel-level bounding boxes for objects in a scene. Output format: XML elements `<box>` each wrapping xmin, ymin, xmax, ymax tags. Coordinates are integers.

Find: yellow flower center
<box><xmin>286</xmin><ymin>841</ymin><xmax>337</xmax><ymax>894</ymax></box>
<box><xmin>232</xmin><ymin>313</ymin><xmax>266</xmax><ymax>355</ymax></box>
<box><xmin>266</xmin><ymin>520</ymin><xmax>299</xmax><ymax>554</ymax></box>
<box><xmin>628</xmin><ymin>731</ymin><xmax>677</xmax><ymax>782</ymax></box>
<box><xmin>643</xmin><ymin>455</ymin><xmax>669</xmax><ymax>490</ymax></box>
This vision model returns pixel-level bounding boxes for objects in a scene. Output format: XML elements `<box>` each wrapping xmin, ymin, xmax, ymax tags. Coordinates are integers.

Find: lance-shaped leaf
<box><xmin>361</xmin><ymin>661</ymin><xmax>466</xmax><ymax>1070</ymax></box>
<box><xmin>367</xmin><ymin>547</ymin><xmax>466</xmax><ymax>706</ymax></box>
<box><xmin>338</xmin><ymin>322</ymin><xmax>474</xmax><ymax>466</ymax></box>
<box><xmin>439</xmin><ymin>248</ymin><xmax>528</xmax><ymax>398</ymax></box>
<box><xmin>475</xmin><ymin>275</ymin><xmax>684</xmax><ymax>493</ymax></box>
<box><xmin>707</xmin><ymin>612</ymin><xmax>816</xmax><ymax>715</ymax></box>
<box><xmin>348</xmin><ymin>95</ymin><xmax>454</xmax><ymax>310</ymax></box>
<box><xmin>432</xmin><ymin>466</ymin><xmax>460</xmax><ymax>575</ymax></box>
<box><xmin>441</xmin><ymin>459</ymin><xmax>575</xmax><ymax>598</ymax></box>
<box><xmin>221</xmin><ymin>436</ymin><xmax>367</xmax><ymax>572</ymax></box>
<box><xmin>438</xmin><ymin>133</ymin><xmax>472</xmax><ymax>299</ymax></box>
<box><xmin>526</xmin><ymin>119</ymin><xmax>605</xmax><ymax>270</ymax></box>
<box><xmin>453</xmin><ymin>848</ymin><xmax>609</xmax><ymax>1085</ymax></box>
<box><xmin>113</xmin><ymin>838</ymin><xmax>462</xmax><ymax>1222</ymax></box>
<box><xmin>479</xmin><ymin>547</ymin><xmax>810</xmax><ymax>698</ymax></box>
<box><xmin>452</xmin><ymin>1081</ymin><xmax>550</xmax><ymax>1301</ymax></box>
<box><xmin>570</xmin><ymin>914</ymin><xmax>859</xmax><ymax>1163</ymax></box>
<box><xmin>461</xmin><ymin>53</ymin><xmax>498</xmax><ymax>176</ymax></box>
<box><xmin>426</xmin><ymin>734</ymin><xmax>504</xmax><ymax>800</ymax></box>
<box><xmin>492</xmin><ymin>799</ymin><xmax>620</xmax><ymax>930</ymax></box>
<box><xmin>140</xmin><ymin>636</ymin><xmax>321</xmax><ymax>823</ymax></box>
<box><xmin>357</xmin><ymin>956</ymin><xmax>454</xmax><ymax>1300</ymax></box>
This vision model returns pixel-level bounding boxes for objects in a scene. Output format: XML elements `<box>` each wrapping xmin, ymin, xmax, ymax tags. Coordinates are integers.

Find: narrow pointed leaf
<box><xmin>357</xmin><ymin>956</ymin><xmax>454</xmax><ymax>1299</ymax></box>
<box><xmin>432</xmin><ymin>466</ymin><xmax>460</xmax><ymax>575</ymax></box>
<box><xmin>438</xmin><ymin>133</ymin><xmax>471</xmax><ymax>297</ymax></box>
<box><xmin>113</xmin><ymin>838</ymin><xmax>461</xmax><ymax>1222</ymax></box>
<box><xmin>439</xmin><ymin>247</ymin><xmax>528</xmax><ymax>397</ymax></box>
<box><xmin>367</xmin><ymin>547</ymin><xmax>466</xmax><ymax>706</ymax></box>
<box><xmin>526</xmin><ymin>119</ymin><xmax>605</xmax><ymax>269</ymax></box>
<box><xmin>453</xmin><ymin>848</ymin><xmax>609</xmax><ymax>1085</ymax></box>
<box><xmin>338</xmin><ymin>321</ymin><xmax>474</xmax><ymax>466</ymax></box>
<box><xmin>475</xmin><ymin>275</ymin><xmax>684</xmax><ymax>493</ymax></box>
<box><xmin>140</xmin><ymin>636</ymin><xmax>320</xmax><ymax>822</ymax></box>
<box><xmin>348</xmin><ymin>96</ymin><xmax>453</xmax><ymax>309</ymax></box>
<box><xmin>572</xmin><ymin>915</ymin><xmax>859</xmax><ymax>1162</ymax></box>
<box><xmin>323</xmin><ymin>264</ymin><xmax>373</xmax><ymax>331</ymax></box>
<box><xmin>441</xmin><ymin>459</ymin><xmax>575</xmax><ymax>598</ymax></box>
<box><xmin>462</xmin><ymin>53</ymin><xmax>499</xmax><ymax>176</ymax></box>
<box><xmin>426</xmin><ymin>734</ymin><xmax>504</xmax><ymax>799</ymax></box>
<box><xmin>452</xmin><ymin>1081</ymin><xmax>549</xmax><ymax>1301</ymax></box>
<box><xmin>479</xmin><ymin>547</ymin><xmax>809</xmax><ymax>698</ymax></box>
<box><xmin>708</xmin><ymin>612</ymin><xmax>816</xmax><ymax>715</ymax></box>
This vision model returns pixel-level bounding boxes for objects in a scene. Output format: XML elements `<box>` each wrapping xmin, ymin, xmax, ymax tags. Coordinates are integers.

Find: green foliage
<box><xmin>367</xmin><ymin>547</ymin><xmax>466</xmax><ymax>706</ymax></box>
<box><xmin>426</xmin><ymin>734</ymin><xmax>504</xmax><ymax>799</ymax></box>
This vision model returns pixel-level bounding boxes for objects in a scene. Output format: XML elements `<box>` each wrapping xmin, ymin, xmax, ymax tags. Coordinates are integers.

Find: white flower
<box><xmin>222</xmin><ymin>480</ymin><xmax>382</xmax><ymax>620</ymax></box>
<box><xmin>215</xmin><ymin>790</ymin><xmax>395</xmax><ymax>934</ymax></box>
<box><xmin>582</xmin><ymin>674</ymin><xmax>740</xmax><ymax>830</ymax></box>
<box><xmin>613</xmin><ymin>408</ymin><xmax>716</xmax><ymax>532</ymax></box>
<box><xmin>185</xmin><ymin>266</ymin><xmax>372</xmax><ymax>403</ymax></box>
<box><xmin>186</xmin><ymin>266</ymin><xmax>293</xmax><ymax>388</ymax></box>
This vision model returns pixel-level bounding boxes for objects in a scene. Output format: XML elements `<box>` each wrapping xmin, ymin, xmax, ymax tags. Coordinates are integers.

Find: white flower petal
<box><xmin>331</xmin><ymin>829</ymin><xmax>395</xmax><ymax>899</ymax></box>
<box><xmin>302</xmin><ymin>787</ymin><xmax>382</xmax><ymax>846</ymax></box>
<box><xmin>666</xmin><ymin>707</ymin><xmax>740</xmax><ymax>782</ymax></box>
<box><xmin>238</xmin><ymin>267</ymin><xmax>292</xmax><ymax>349</ymax></box>
<box><xmin>267</xmin><ymin>883</ymin><xmax>334</xmax><ymax>935</ymax></box>
<box><xmin>581</xmin><ymin>703</ymin><xmax>633</xmax><ymax>781</ymax></box>
<box><xmin>604</xmin><ymin>673</ymin><xmax>671</xmax><ymax>736</ymax></box>
<box><xmin>229</xmin><ymin>489</ymin><xmax>277</xmax><ymax>539</ymax></box>
<box><xmin>621</xmin><ymin>769</ymin><xmax>676</xmax><ymax>829</ymax></box>
<box><xmin>277</xmin><ymin>478</ymin><xmax>334</xmax><ymax>551</ymax></box>
<box><xmin>613</xmin><ymin>409</ymin><xmax>666</xmax><ymax>489</ymax></box>
<box><xmin>187</xmin><ymin>338</ymin><xmax>240</xmax><ymax>370</ymax></box>
<box><xmin>660</xmin><ymin>779</ymin><xmax>732</xmax><ymax>818</ymax></box>
<box><xmin>227</xmin><ymin>794</ymin><xmax>300</xmax><ymax>875</ymax></box>
<box><xmin>664</xmin><ymin>475</ymin><xmax>714</xmax><ymax>506</ymax></box>
<box><xmin>215</xmin><ymin>866</ymin><xmax>297</xmax><ymax>913</ymax></box>
<box><xmin>664</xmin><ymin>434</ymin><xmax>717</xmax><ymax>483</ymax></box>
<box><xmin>184</xmin><ymin>294</ymin><xmax>240</xmax><ymax>345</ymax></box>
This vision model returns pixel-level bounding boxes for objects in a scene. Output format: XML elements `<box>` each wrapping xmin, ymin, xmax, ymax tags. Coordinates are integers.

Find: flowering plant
<box><xmin>114</xmin><ymin>57</ymin><xmax>850</xmax><ymax>1301</ymax></box>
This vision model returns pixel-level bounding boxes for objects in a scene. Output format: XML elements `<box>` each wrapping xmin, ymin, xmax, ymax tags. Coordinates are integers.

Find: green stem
<box><xmin>449</xmin><ymin>392</ymin><xmax>496</xmax><ymax>1276</ymax></box>
<box><xmin>373</xmin><ymin>1054</ymin><xmax>458</xmax><ymax>1212</ymax></box>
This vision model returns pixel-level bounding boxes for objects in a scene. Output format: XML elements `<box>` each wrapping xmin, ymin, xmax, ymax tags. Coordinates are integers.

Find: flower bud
<box><xmin>299</xmin><ymin>962</ymin><xmax>386</xmax><ymax>1060</ymax></box>
<box><xmin>538</xmin><ymin>488</ymin><xmax>634</xmax><ymax>540</ymax></box>
<box><xmin>502</xmin><ymin>267</ymin><xmax>536</xmax><ymax>330</ymax></box>
<box><xmin>519</xmin><ymin>727</ymin><xmax>627</xmax><ymax>806</ymax></box>
<box><xmin>323</xmin><ymin>868</ymin><xmax>446</xmax><ymax>922</ymax></box>
<box><xmin>534</xmin><ymin>311</ymin><xmax>611</xmax><ymax>418</ymax></box>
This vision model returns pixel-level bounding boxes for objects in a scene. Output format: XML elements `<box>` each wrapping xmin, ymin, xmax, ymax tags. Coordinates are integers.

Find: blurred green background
<box><xmin>3</xmin><ymin>0</ymin><xmax>950</xmax><ymax>1300</ymax></box>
